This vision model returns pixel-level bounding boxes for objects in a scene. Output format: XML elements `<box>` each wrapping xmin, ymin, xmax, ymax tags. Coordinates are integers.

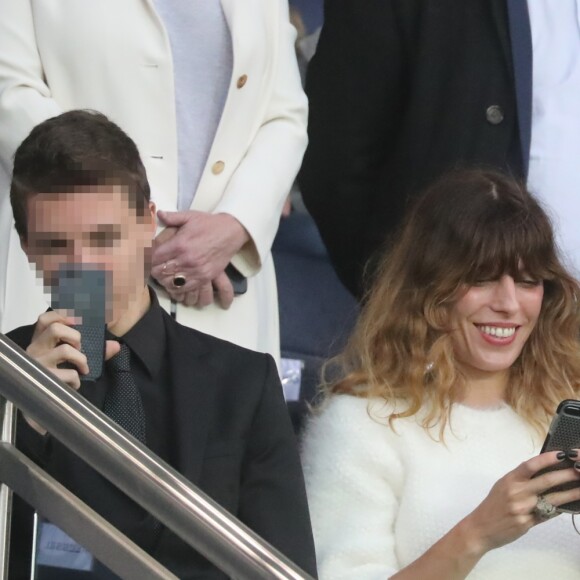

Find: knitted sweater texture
<box><xmin>302</xmin><ymin>395</ymin><xmax>580</xmax><ymax>579</ymax></box>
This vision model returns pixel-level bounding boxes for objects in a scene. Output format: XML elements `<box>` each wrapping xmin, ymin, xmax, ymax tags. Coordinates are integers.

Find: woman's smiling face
<box><xmin>450</xmin><ymin>274</ymin><xmax>544</xmax><ymax>382</ymax></box>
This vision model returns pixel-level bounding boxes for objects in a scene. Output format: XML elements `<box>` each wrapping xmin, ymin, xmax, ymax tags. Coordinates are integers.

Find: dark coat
<box><xmin>8</xmin><ymin>309</ymin><xmax>317</xmax><ymax>579</ymax></box>
<box><xmin>299</xmin><ymin>0</ymin><xmax>532</xmax><ymax>297</ymax></box>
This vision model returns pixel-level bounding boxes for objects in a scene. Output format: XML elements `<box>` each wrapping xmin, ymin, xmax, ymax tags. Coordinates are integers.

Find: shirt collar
<box><xmin>107</xmin><ymin>287</ymin><xmax>166</xmax><ymax>378</ymax></box>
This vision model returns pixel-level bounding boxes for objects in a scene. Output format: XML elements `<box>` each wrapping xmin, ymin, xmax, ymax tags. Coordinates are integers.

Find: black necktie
<box><xmin>103</xmin><ymin>343</ymin><xmax>147</xmax><ymax>444</ymax></box>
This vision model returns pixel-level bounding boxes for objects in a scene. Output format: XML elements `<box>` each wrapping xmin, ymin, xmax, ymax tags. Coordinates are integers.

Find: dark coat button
<box><xmin>486</xmin><ymin>105</ymin><xmax>504</xmax><ymax>125</ymax></box>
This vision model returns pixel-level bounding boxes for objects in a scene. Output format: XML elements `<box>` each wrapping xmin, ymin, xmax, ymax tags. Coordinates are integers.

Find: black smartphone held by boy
<box><xmin>52</xmin><ymin>264</ymin><xmax>108</xmax><ymax>382</ymax></box>
<box><xmin>538</xmin><ymin>399</ymin><xmax>580</xmax><ymax>513</ymax></box>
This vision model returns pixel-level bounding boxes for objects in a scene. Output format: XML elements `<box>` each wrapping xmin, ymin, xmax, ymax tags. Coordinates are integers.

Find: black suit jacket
<box><xmin>300</xmin><ymin>0</ymin><xmax>530</xmax><ymax>297</ymax></box>
<box><xmin>8</xmin><ymin>309</ymin><xmax>317</xmax><ymax>579</ymax></box>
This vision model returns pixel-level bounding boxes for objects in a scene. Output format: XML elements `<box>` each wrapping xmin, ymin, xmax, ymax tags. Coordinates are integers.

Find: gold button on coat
<box><xmin>236</xmin><ymin>74</ymin><xmax>248</xmax><ymax>89</ymax></box>
<box><xmin>212</xmin><ymin>161</ymin><xmax>225</xmax><ymax>175</ymax></box>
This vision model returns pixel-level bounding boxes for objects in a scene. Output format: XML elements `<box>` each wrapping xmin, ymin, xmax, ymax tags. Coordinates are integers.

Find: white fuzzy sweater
<box><xmin>301</xmin><ymin>395</ymin><xmax>580</xmax><ymax>579</ymax></box>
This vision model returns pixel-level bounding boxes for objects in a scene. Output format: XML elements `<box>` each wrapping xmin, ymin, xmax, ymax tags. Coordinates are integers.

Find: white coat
<box><xmin>0</xmin><ymin>0</ymin><xmax>308</xmax><ymax>358</ymax></box>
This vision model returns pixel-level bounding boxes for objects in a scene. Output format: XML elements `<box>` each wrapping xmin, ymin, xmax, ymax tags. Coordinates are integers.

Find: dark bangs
<box><xmin>461</xmin><ymin>201</ymin><xmax>557</xmax><ymax>284</ymax></box>
<box><xmin>405</xmin><ymin>168</ymin><xmax>561</xmax><ymax>298</ymax></box>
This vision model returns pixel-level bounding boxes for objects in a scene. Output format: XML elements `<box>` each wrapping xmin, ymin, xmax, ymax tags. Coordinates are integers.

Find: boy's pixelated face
<box><xmin>22</xmin><ymin>186</ymin><xmax>156</xmax><ymax>324</ymax></box>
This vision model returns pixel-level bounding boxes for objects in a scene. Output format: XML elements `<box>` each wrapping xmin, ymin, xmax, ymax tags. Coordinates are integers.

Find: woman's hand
<box><xmin>393</xmin><ymin>450</ymin><xmax>580</xmax><ymax>580</ymax></box>
<box><xmin>151</xmin><ymin>210</ymin><xmax>250</xmax><ymax>309</ymax></box>
<box><xmin>460</xmin><ymin>450</ymin><xmax>580</xmax><ymax>554</ymax></box>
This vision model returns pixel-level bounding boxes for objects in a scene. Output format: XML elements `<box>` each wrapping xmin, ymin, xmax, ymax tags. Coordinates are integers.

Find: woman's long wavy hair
<box><xmin>325</xmin><ymin>168</ymin><xmax>580</xmax><ymax>438</ymax></box>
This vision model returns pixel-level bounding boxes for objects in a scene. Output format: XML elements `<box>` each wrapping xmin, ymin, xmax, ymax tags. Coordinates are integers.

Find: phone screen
<box><xmin>51</xmin><ymin>265</ymin><xmax>108</xmax><ymax>381</ymax></box>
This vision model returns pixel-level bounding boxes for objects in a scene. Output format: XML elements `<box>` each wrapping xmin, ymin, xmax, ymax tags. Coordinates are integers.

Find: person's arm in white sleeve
<box><xmin>0</xmin><ymin>0</ymin><xmax>62</xmax><ymax>173</ymax></box>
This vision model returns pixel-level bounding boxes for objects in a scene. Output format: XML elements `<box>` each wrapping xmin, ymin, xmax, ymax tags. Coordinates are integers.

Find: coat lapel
<box><xmin>165</xmin><ymin>316</ymin><xmax>212</xmax><ymax>484</ymax></box>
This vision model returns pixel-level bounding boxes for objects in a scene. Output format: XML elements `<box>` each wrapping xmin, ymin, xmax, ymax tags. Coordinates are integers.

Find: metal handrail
<box><xmin>0</xmin><ymin>398</ymin><xmax>15</xmax><ymax>578</ymax></box>
<box><xmin>0</xmin><ymin>333</ymin><xmax>314</xmax><ymax>580</ymax></box>
<box><xmin>0</xmin><ymin>439</ymin><xmax>179</xmax><ymax>580</ymax></box>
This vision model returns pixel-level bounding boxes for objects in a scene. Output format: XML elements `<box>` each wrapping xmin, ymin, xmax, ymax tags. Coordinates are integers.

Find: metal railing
<box><xmin>0</xmin><ymin>332</ymin><xmax>314</xmax><ymax>580</ymax></box>
<box><xmin>0</xmin><ymin>438</ymin><xmax>178</xmax><ymax>580</ymax></box>
<box><xmin>0</xmin><ymin>398</ymin><xmax>15</xmax><ymax>578</ymax></box>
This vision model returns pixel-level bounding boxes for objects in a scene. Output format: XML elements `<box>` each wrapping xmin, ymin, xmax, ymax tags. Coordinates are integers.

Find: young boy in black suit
<box><xmin>7</xmin><ymin>110</ymin><xmax>317</xmax><ymax>579</ymax></box>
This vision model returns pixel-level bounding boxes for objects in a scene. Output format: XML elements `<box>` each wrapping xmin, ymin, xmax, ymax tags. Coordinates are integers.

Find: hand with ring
<box><xmin>445</xmin><ymin>449</ymin><xmax>580</xmax><ymax>560</ymax></box>
<box><xmin>533</xmin><ymin>495</ymin><xmax>558</xmax><ymax>521</ymax></box>
<box><xmin>157</xmin><ymin>260</ymin><xmax>188</xmax><ymax>299</ymax></box>
<box><xmin>172</xmin><ymin>274</ymin><xmax>186</xmax><ymax>288</ymax></box>
<box><xmin>151</xmin><ymin>209</ymin><xmax>250</xmax><ymax>309</ymax></box>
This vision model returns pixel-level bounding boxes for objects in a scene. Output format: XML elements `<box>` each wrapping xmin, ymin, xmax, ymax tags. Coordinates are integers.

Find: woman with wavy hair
<box><xmin>302</xmin><ymin>168</ymin><xmax>580</xmax><ymax>579</ymax></box>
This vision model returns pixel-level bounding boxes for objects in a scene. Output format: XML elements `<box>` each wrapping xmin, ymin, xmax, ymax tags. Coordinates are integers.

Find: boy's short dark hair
<box><xmin>11</xmin><ymin>109</ymin><xmax>151</xmax><ymax>240</ymax></box>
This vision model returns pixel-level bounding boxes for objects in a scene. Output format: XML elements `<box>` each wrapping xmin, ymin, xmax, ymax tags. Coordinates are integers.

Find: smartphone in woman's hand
<box><xmin>537</xmin><ymin>399</ymin><xmax>580</xmax><ymax>513</ymax></box>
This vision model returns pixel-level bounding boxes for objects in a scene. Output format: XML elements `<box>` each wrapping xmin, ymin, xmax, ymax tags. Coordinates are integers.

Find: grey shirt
<box><xmin>154</xmin><ymin>0</ymin><xmax>233</xmax><ymax>210</ymax></box>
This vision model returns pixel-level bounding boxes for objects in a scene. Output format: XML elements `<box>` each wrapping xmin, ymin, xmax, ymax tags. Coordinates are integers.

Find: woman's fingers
<box><xmin>152</xmin><ymin>211</ymin><xmax>246</xmax><ymax>279</ymax></box>
<box><xmin>522</xmin><ymin>448</ymin><xmax>580</xmax><ymax>494</ymax></box>
<box><xmin>514</xmin><ymin>450</ymin><xmax>566</xmax><ymax>480</ymax></box>
<box><xmin>158</xmin><ymin>274</ymin><xmax>218</xmax><ymax>308</ymax></box>
<box><xmin>500</xmin><ymin>449</ymin><xmax>580</xmax><ymax>523</ymax></box>
<box><xmin>197</xmin><ymin>282</ymin><xmax>214</xmax><ymax>307</ymax></box>
<box><xmin>544</xmin><ymin>483</ymin><xmax>580</xmax><ymax>510</ymax></box>
<box><xmin>152</xmin><ymin>225</ymin><xmax>178</xmax><ymax>250</ymax></box>
<box><xmin>213</xmin><ymin>271</ymin><xmax>234</xmax><ymax>309</ymax></box>
<box><xmin>528</xmin><ymin>463</ymin><xmax>580</xmax><ymax>496</ymax></box>
<box><xmin>157</xmin><ymin>272</ymin><xmax>202</xmax><ymax>295</ymax></box>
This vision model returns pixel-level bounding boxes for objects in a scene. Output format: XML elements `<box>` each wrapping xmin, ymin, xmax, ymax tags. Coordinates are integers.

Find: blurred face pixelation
<box><xmin>23</xmin><ymin>183</ymin><xmax>156</xmax><ymax>325</ymax></box>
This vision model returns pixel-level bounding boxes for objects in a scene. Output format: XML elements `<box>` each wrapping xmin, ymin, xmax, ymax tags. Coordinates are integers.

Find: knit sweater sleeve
<box><xmin>301</xmin><ymin>395</ymin><xmax>404</xmax><ymax>580</ymax></box>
